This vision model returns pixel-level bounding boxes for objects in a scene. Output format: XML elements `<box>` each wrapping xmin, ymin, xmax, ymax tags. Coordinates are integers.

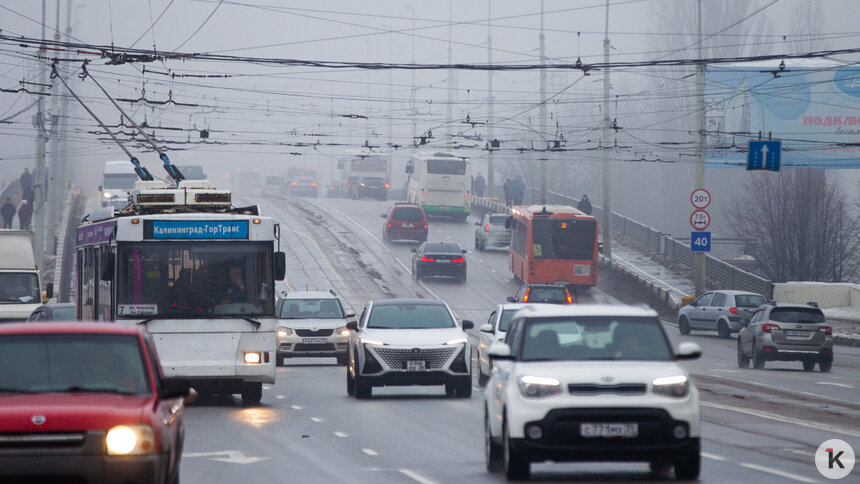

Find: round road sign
<box><xmin>691</xmin><ymin>188</ymin><xmax>711</xmax><ymax>209</ymax></box>
<box><xmin>690</xmin><ymin>210</ymin><xmax>711</xmax><ymax>230</ymax></box>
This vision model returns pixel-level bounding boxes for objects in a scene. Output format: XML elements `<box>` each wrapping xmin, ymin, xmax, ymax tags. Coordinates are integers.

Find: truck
<box><xmin>100</xmin><ymin>160</ymin><xmax>138</xmax><ymax>209</ymax></box>
<box><xmin>337</xmin><ymin>153</ymin><xmax>388</xmax><ymax>199</ymax></box>
<box><xmin>0</xmin><ymin>231</ymin><xmax>51</xmax><ymax>322</ymax></box>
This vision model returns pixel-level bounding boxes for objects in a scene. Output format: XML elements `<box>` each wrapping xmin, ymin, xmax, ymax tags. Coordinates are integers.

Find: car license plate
<box><xmin>406</xmin><ymin>360</ymin><xmax>426</xmax><ymax>371</ymax></box>
<box><xmin>302</xmin><ymin>337</ymin><xmax>328</xmax><ymax>344</ymax></box>
<box><xmin>437</xmin><ymin>259</ymin><xmax>450</xmax><ymax>263</ymax></box>
<box><xmin>580</xmin><ymin>423</ymin><xmax>638</xmax><ymax>438</ymax></box>
<box><xmin>785</xmin><ymin>330</ymin><xmax>808</xmax><ymax>337</ymax></box>
<box><xmin>574</xmin><ymin>264</ymin><xmax>591</xmax><ymax>276</ymax></box>
<box><xmin>402</xmin><ymin>223</ymin><xmax>414</xmax><ymax>228</ymax></box>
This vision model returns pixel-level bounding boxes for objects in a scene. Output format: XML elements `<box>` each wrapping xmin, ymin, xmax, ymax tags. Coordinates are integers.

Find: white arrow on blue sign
<box><xmin>748</xmin><ymin>141</ymin><xmax>781</xmax><ymax>171</ymax></box>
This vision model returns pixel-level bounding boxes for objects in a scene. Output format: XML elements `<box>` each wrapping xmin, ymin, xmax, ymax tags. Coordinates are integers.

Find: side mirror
<box><xmin>480</xmin><ymin>323</ymin><xmax>494</xmax><ymax>333</ymax></box>
<box><xmin>410</xmin><ymin>248</ymin><xmax>417</xmax><ymax>253</ymax></box>
<box><xmin>100</xmin><ymin>254</ymin><xmax>114</xmax><ymax>281</ymax></box>
<box><xmin>462</xmin><ymin>249</ymin><xmax>468</xmax><ymax>254</ymax></box>
<box><xmin>461</xmin><ymin>320</ymin><xmax>474</xmax><ymax>330</ymax></box>
<box><xmin>488</xmin><ymin>343</ymin><xmax>513</xmax><ymax>360</ymax></box>
<box><xmin>45</xmin><ymin>283</ymin><xmax>54</xmax><ymax>300</ymax></box>
<box><xmin>380</xmin><ymin>213</ymin><xmax>387</xmax><ymax>218</ymax></box>
<box><xmin>676</xmin><ymin>342</ymin><xmax>702</xmax><ymax>360</ymax></box>
<box><xmin>274</xmin><ymin>252</ymin><xmax>286</xmax><ymax>280</ymax></box>
<box><xmin>98</xmin><ymin>185</ymin><xmax>103</xmax><ymax>192</ymax></box>
<box><xmin>688</xmin><ymin>300</ymin><xmax>697</xmax><ymax>307</ymax></box>
<box><xmin>346</xmin><ymin>311</ymin><xmax>356</xmax><ymax>318</ymax></box>
<box><xmin>346</xmin><ymin>321</ymin><xmax>358</xmax><ymax>332</ymax></box>
<box><xmin>506</xmin><ymin>296</ymin><xmax>516</xmax><ymax>303</ymax></box>
<box><xmin>474</xmin><ymin>221</ymin><xmax>481</xmax><ymax>226</ymax></box>
<box><xmin>159</xmin><ymin>377</ymin><xmax>191</xmax><ymax>400</ymax></box>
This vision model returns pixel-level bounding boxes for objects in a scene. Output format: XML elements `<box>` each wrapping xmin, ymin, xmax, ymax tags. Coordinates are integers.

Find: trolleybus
<box><xmin>406</xmin><ymin>152</ymin><xmax>471</xmax><ymax>220</ymax></box>
<box><xmin>508</xmin><ymin>204</ymin><xmax>599</xmax><ymax>288</ymax></box>
<box><xmin>76</xmin><ymin>179</ymin><xmax>286</xmax><ymax>405</ymax></box>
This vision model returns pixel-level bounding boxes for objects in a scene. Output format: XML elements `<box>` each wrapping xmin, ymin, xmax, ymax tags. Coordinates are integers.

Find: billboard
<box><xmin>705</xmin><ymin>60</ymin><xmax>860</xmax><ymax>169</ymax></box>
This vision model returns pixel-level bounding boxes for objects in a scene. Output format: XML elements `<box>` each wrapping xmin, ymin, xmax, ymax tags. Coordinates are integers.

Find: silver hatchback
<box><xmin>474</xmin><ymin>213</ymin><xmax>510</xmax><ymax>251</ymax></box>
<box><xmin>677</xmin><ymin>290</ymin><xmax>766</xmax><ymax>338</ymax></box>
<box><xmin>737</xmin><ymin>303</ymin><xmax>834</xmax><ymax>372</ymax></box>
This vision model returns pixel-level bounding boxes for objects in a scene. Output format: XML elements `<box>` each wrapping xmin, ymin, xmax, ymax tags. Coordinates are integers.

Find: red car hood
<box><xmin>0</xmin><ymin>393</ymin><xmax>152</xmax><ymax>432</ymax></box>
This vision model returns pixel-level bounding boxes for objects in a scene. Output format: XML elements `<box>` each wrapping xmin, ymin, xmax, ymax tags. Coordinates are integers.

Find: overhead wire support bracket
<box><xmin>50</xmin><ymin>60</ymin><xmax>152</xmax><ymax>181</ymax></box>
<box><xmin>82</xmin><ymin>62</ymin><xmax>185</xmax><ymax>184</ymax></box>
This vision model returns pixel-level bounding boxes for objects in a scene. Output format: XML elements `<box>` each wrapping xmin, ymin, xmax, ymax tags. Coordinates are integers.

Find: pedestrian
<box><xmin>577</xmin><ymin>194</ymin><xmax>592</xmax><ymax>215</ymax></box>
<box><xmin>512</xmin><ymin>175</ymin><xmax>525</xmax><ymax>206</ymax></box>
<box><xmin>503</xmin><ymin>178</ymin><xmax>513</xmax><ymax>207</ymax></box>
<box><xmin>19</xmin><ymin>168</ymin><xmax>33</xmax><ymax>204</ymax></box>
<box><xmin>1</xmin><ymin>198</ymin><xmax>15</xmax><ymax>229</ymax></box>
<box><xmin>474</xmin><ymin>172</ymin><xmax>486</xmax><ymax>197</ymax></box>
<box><xmin>17</xmin><ymin>200</ymin><xmax>32</xmax><ymax>230</ymax></box>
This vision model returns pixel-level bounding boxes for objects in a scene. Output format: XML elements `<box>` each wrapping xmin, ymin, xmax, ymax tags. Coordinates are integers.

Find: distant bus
<box><xmin>508</xmin><ymin>204</ymin><xmax>598</xmax><ymax>287</ymax></box>
<box><xmin>406</xmin><ymin>152</ymin><xmax>471</xmax><ymax>221</ymax></box>
<box><xmin>100</xmin><ymin>161</ymin><xmax>138</xmax><ymax>209</ymax></box>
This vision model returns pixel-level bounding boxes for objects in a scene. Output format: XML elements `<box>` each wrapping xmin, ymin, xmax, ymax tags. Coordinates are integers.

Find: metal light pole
<box><xmin>601</xmin><ymin>0</ymin><xmax>613</xmax><ymax>259</ymax></box>
<box><xmin>33</xmin><ymin>0</ymin><xmax>48</xmax><ymax>266</ymax></box>
<box><xmin>487</xmin><ymin>0</ymin><xmax>495</xmax><ymax>197</ymax></box>
<box><xmin>694</xmin><ymin>0</ymin><xmax>706</xmax><ymax>295</ymax></box>
<box><xmin>539</xmin><ymin>0</ymin><xmax>548</xmax><ymax>204</ymax></box>
<box><xmin>447</xmin><ymin>0</ymin><xmax>454</xmax><ymax>146</ymax></box>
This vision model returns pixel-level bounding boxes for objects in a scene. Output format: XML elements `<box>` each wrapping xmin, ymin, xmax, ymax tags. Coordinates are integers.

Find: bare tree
<box><xmin>725</xmin><ymin>171</ymin><xmax>860</xmax><ymax>282</ymax></box>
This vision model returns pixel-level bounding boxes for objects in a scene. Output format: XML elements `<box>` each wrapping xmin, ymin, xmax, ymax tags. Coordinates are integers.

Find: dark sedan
<box><xmin>411</xmin><ymin>242</ymin><xmax>467</xmax><ymax>282</ymax></box>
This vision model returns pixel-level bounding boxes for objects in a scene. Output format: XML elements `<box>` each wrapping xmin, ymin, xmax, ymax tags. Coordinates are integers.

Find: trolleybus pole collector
<box><xmin>76</xmin><ymin>179</ymin><xmax>286</xmax><ymax>405</ymax></box>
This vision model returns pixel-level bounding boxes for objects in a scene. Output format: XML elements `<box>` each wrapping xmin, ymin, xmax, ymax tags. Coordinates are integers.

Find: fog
<box><xmin>2</xmin><ymin>0</ymin><xmax>859</xmax><ymax>238</ymax></box>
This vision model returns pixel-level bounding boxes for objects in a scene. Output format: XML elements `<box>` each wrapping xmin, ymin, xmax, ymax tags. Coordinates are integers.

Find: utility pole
<box><xmin>386</xmin><ymin>25</ymin><xmax>393</xmax><ymax>186</ymax></box>
<box><xmin>694</xmin><ymin>0</ymin><xmax>706</xmax><ymax>295</ymax></box>
<box><xmin>407</xmin><ymin>5</ymin><xmax>416</xmax><ymax>157</ymax></box>
<box><xmin>601</xmin><ymin>0</ymin><xmax>613</xmax><ymax>259</ymax></box>
<box><xmin>46</xmin><ymin>0</ymin><xmax>62</xmax><ymax>254</ymax></box>
<box><xmin>447</xmin><ymin>0</ymin><xmax>453</xmax><ymax>147</ymax></box>
<box><xmin>486</xmin><ymin>0</ymin><xmax>494</xmax><ymax>197</ymax></box>
<box><xmin>33</xmin><ymin>0</ymin><xmax>48</xmax><ymax>268</ymax></box>
<box><xmin>539</xmin><ymin>0</ymin><xmax>548</xmax><ymax>204</ymax></box>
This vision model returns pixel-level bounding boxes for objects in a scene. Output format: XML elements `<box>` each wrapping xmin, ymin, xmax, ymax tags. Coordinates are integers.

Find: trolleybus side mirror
<box><xmin>505</xmin><ymin>215</ymin><xmax>513</xmax><ymax>229</ymax></box>
<box><xmin>274</xmin><ymin>252</ymin><xmax>286</xmax><ymax>281</ymax></box>
<box><xmin>346</xmin><ymin>321</ymin><xmax>358</xmax><ymax>332</ymax></box>
<box><xmin>45</xmin><ymin>283</ymin><xmax>54</xmax><ymax>300</ymax></box>
<box><xmin>100</xmin><ymin>254</ymin><xmax>114</xmax><ymax>281</ymax></box>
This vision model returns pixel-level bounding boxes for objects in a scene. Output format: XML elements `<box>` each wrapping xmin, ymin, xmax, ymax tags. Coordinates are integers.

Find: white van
<box><xmin>100</xmin><ymin>161</ymin><xmax>139</xmax><ymax>209</ymax></box>
<box><xmin>0</xmin><ymin>230</ymin><xmax>51</xmax><ymax>322</ymax></box>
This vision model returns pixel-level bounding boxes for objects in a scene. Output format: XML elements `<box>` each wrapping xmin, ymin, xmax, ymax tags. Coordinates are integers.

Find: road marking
<box><xmin>490</xmin><ymin>269</ymin><xmax>496</xmax><ymax>273</ymax></box>
<box><xmin>701</xmin><ymin>452</ymin><xmax>726</xmax><ymax>461</ymax></box>
<box><xmin>362</xmin><ymin>448</ymin><xmax>378</xmax><ymax>456</ymax></box>
<box><xmin>262</xmin><ymin>385</ymin><xmax>272</xmax><ymax>390</ymax></box>
<box><xmin>816</xmin><ymin>381</ymin><xmax>855</xmax><ymax>389</ymax></box>
<box><xmin>693</xmin><ymin>373</ymin><xmax>859</xmax><ymax>407</ymax></box>
<box><xmin>479</xmin><ymin>258</ymin><xmax>484</xmax><ymax>263</ymax></box>
<box><xmin>703</xmin><ymin>401</ymin><xmax>860</xmax><ymax>438</ymax></box>
<box><xmin>291</xmin><ymin>405</ymin><xmax>302</xmax><ymax>410</ymax></box>
<box><xmin>311</xmin><ymin>417</ymin><xmax>324</xmax><ymax>423</ymax></box>
<box><xmin>784</xmin><ymin>448</ymin><xmax>813</xmax><ymax>457</ymax></box>
<box><xmin>399</xmin><ymin>469</ymin><xmax>437</xmax><ymax>484</ymax></box>
<box><xmin>275</xmin><ymin>395</ymin><xmax>285</xmax><ymax>400</ymax></box>
<box><xmin>184</xmin><ymin>450</ymin><xmax>269</xmax><ymax>464</ymax></box>
<box><xmin>713</xmin><ymin>369</ymin><xmax>739</xmax><ymax>374</ymax></box>
<box><xmin>739</xmin><ymin>463</ymin><xmax>816</xmax><ymax>483</ymax></box>
<box><xmin>334</xmin><ymin>432</ymin><xmax>348</xmax><ymax>438</ymax></box>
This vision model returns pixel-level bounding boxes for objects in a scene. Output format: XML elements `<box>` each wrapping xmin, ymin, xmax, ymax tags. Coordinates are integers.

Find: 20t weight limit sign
<box><xmin>690</xmin><ymin>210</ymin><xmax>711</xmax><ymax>230</ymax></box>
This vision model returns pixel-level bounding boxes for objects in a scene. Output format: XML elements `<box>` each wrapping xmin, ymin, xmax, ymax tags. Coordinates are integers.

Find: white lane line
<box><xmin>701</xmin><ymin>452</ymin><xmax>726</xmax><ymax>461</ymax></box>
<box><xmin>399</xmin><ymin>469</ymin><xmax>437</xmax><ymax>484</ymax></box>
<box><xmin>490</xmin><ymin>269</ymin><xmax>496</xmax><ymax>273</ymax></box>
<box><xmin>816</xmin><ymin>381</ymin><xmax>855</xmax><ymax>388</ymax></box>
<box><xmin>784</xmin><ymin>448</ymin><xmax>813</xmax><ymax>457</ymax></box>
<box><xmin>291</xmin><ymin>405</ymin><xmax>302</xmax><ymax>410</ymax></box>
<box><xmin>703</xmin><ymin>401</ymin><xmax>860</xmax><ymax>438</ymax></box>
<box><xmin>479</xmin><ymin>259</ymin><xmax>484</xmax><ymax>263</ymax></box>
<box><xmin>311</xmin><ymin>417</ymin><xmax>324</xmax><ymax>423</ymax></box>
<box><xmin>262</xmin><ymin>385</ymin><xmax>272</xmax><ymax>390</ymax></box>
<box><xmin>334</xmin><ymin>432</ymin><xmax>348</xmax><ymax>438</ymax></box>
<box><xmin>362</xmin><ymin>448</ymin><xmax>378</xmax><ymax>456</ymax></box>
<box><xmin>739</xmin><ymin>463</ymin><xmax>817</xmax><ymax>483</ymax></box>
<box><xmin>713</xmin><ymin>369</ymin><xmax>740</xmax><ymax>374</ymax></box>
<box><xmin>275</xmin><ymin>395</ymin><xmax>285</xmax><ymax>400</ymax></box>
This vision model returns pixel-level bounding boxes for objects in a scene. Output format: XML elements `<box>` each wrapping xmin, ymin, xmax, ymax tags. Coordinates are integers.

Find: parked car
<box><xmin>353</xmin><ymin>176</ymin><xmax>388</xmax><ymax>200</ymax></box>
<box><xmin>737</xmin><ymin>302</ymin><xmax>833</xmax><ymax>372</ymax></box>
<box><xmin>274</xmin><ymin>291</ymin><xmax>355</xmax><ymax>366</ymax></box>
<box><xmin>263</xmin><ymin>175</ymin><xmax>285</xmax><ymax>197</ymax></box>
<box><xmin>411</xmin><ymin>242</ymin><xmax>468</xmax><ymax>282</ymax></box>
<box><xmin>345</xmin><ymin>299</ymin><xmax>473</xmax><ymax>399</ymax></box>
<box><xmin>507</xmin><ymin>283</ymin><xmax>575</xmax><ymax>304</ymax></box>
<box><xmin>381</xmin><ymin>203</ymin><xmax>428</xmax><ymax>243</ymax></box>
<box><xmin>284</xmin><ymin>176</ymin><xmax>318</xmax><ymax>197</ymax></box>
<box><xmin>474</xmin><ymin>213</ymin><xmax>511</xmax><ymax>251</ymax></box>
<box><xmin>677</xmin><ymin>290</ymin><xmax>766</xmax><ymax>338</ymax></box>
<box><xmin>484</xmin><ymin>304</ymin><xmax>702</xmax><ymax>480</ymax></box>
<box><xmin>27</xmin><ymin>302</ymin><xmax>76</xmax><ymax>321</ymax></box>
<box><xmin>477</xmin><ymin>303</ymin><xmax>533</xmax><ymax>386</ymax></box>
<box><xmin>0</xmin><ymin>322</ymin><xmax>191</xmax><ymax>483</ymax></box>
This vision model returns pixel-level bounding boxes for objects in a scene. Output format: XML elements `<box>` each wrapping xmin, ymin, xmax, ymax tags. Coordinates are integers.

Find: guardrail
<box><xmin>474</xmin><ymin>188</ymin><xmax>773</xmax><ymax>298</ymax></box>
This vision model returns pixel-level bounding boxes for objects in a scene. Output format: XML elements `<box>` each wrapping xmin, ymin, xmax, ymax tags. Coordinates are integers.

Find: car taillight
<box><xmin>762</xmin><ymin>323</ymin><xmax>780</xmax><ymax>333</ymax></box>
<box><xmin>729</xmin><ymin>307</ymin><xmax>738</xmax><ymax>314</ymax></box>
<box><xmin>565</xmin><ymin>290</ymin><xmax>573</xmax><ymax>304</ymax></box>
<box><xmin>466</xmin><ymin>193</ymin><xmax>470</xmax><ymax>198</ymax></box>
<box><xmin>424</xmin><ymin>224</ymin><xmax>428</xmax><ymax>229</ymax></box>
<box><xmin>452</xmin><ymin>257</ymin><xmax>465</xmax><ymax>263</ymax></box>
<box><xmin>311</xmin><ymin>183</ymin><xmax>317</xmax><ymax>187</ymax></box>
<box><xmin>387</xmin><ymin>223</ymin><xmax>392</xmax><ymax>228</ymax></box>
<box><xmin>421</xmin><ymin>256</ymin><xmax>435</xmax><ymax>262</ymax></box>
<box><xmin>291</xmin><ymin>182</ymin><xmax>297</xmax><ymax>186</ymax></box>
<box><xmin>522</xmin><ymin>288</ymin><xmax>530</xmax><ymax>303</ymax></box>
<box><xmin>818</xmin><ymin>326</ymin><xmax>832</xmax><ymax>335</ymax></box>
<box><xmin>484</xmin><ymin>224</ymin><xmax>490</xmax><ymax>232</ymax></box>
<box><xmin>329</xmin><ymin>186</ymin><xmax>335</xmax><ymax>190</ymax></box>
<box><xmin>384</xmin><ymin>184</ymin><xmax>390</xmax><ymax>188</ymax></box>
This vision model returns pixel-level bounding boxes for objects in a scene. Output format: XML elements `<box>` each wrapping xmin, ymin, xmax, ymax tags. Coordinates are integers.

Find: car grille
<box><xmin>0</xmin><ymin>432</ymin><xmax>86</xmax><ymax>449</ymax></box>
<box><xmin>373</xmin><ymin>347</ymin><xmax>457</xmax><ymax>370</ymax></box>
<box><xmin>296</xmin><ymin>328</ymin><xmax>333</xmax><ymax>337</ymax></box>
<box><xmin>568</xmin><ymin>383</ymin><xmax>647</xmax><ymax>395</ymax></box>
<box><xmin>294</xmin><ymin>343</ymin><xmax>336</xmax><ymax>352</ymax></box>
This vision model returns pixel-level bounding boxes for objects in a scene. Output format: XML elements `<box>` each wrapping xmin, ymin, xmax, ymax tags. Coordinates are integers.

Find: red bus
<box><xmin>508</xmin><ymin>205</ymin><xmax>599</xmax><ymax>287</ymax></box>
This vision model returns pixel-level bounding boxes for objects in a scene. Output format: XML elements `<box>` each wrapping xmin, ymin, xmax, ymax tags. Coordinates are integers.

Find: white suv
<box><xmin>345</xmin><ymin>299</ymin><xmax>474</xmax><ymax>399</ymax></box>
<box><xmin>275</xmin><ymin>291</ymin><xmax>355</xmax><ymax>366</ymax></box>
<box><xmin>484</xmin><ymin>304</ymin><xmax>702</xmax><ymax>481</ymax></box>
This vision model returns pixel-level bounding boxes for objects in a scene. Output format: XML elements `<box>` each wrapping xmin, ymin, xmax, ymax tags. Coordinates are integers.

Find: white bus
<box><xmin>406</xmin><ymin>152</ymin><xmax>471</xmax><ymax>220</ymax></box>
<box><xmin>76</xmin><ymin>179</ymin><xmax>286</xmax><ymax>405</ymax></box>
<box><xmin>100</xmin><ymin>160</ymin><xmax>139</xmax><ymax>209</ymax></box>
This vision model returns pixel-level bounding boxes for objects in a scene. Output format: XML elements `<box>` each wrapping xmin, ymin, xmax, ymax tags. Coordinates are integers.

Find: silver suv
<box><xmin>737</xmin><ymin>302</ymin><xmax>833</xmax><ymax>372</ymax></box>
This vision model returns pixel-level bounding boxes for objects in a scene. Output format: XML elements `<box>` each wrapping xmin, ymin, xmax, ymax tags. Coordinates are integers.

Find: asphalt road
<box><xmin>179</xmin><ymin>195</ymin><xmax>860</xmax><ymax>483</ymax></box>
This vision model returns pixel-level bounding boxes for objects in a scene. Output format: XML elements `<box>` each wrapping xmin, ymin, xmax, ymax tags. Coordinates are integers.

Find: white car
<box><xmin>274</xmin><ymin>291</ymin><xmax>355</xmax><ymax>366</ymax></box>
<box><xmin>478</xmin><ymin>303</ymin><xmax>534</xmax><ymax>386</ymax></box>
<box><xmin>484</xmin><ymin>304</ymin><xmax>702</xmax><ymax>481</ymax></box>
<box><xmin>345</xmin><ymin>299</ymin><xmax>474</xmax><ymax>399</ymax></box>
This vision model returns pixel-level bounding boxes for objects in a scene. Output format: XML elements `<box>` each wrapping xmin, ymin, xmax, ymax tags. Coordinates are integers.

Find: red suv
<box><xmin>0</xmin><ymin>322</ymin><xmax>191</xmax><ymax>483</ymax></box>
<box><xmin>382</xmin><ymin>203</ymin><xmax>428</xmax><ymax>243</ymax></box>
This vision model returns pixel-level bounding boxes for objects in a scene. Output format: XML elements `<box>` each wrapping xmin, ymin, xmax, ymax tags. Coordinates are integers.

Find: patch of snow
<box><xmin>824</xmin><ymin>306</ymin><xmax>860</xmax><ymax>324</ymax></box>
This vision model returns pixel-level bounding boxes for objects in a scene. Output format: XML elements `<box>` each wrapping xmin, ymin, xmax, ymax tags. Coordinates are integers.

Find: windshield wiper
<box><xmin>137</xmin><ymin>319</ymin><xmax>154</xmax><ymax>325</ymax></box>
<box><xmin>244</xmin><ymin>318</ymin><xmax>262</xmax><ymax>328</ymax></box>
<box><xmin>59</xmin><ymin>386</ymin><xmax>137</xmax><ymax>395</ymax></box>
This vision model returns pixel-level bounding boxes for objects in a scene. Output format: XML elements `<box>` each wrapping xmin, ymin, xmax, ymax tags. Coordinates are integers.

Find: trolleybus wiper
<box><xmin>243</xmin><ymin>318</ymin><xmax>262</xmax><ymax>328</ymax></box>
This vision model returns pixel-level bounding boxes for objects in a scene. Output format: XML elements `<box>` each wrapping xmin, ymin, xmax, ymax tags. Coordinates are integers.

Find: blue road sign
<box><xmin>691</xmin><ymin>231</ymin><xmax>711</xmax><ymax>252</ymax></box>
<box><xmin>748</xmin><ymin>141</ymin><xmax>781</xmax><ymax>171</ymax></box>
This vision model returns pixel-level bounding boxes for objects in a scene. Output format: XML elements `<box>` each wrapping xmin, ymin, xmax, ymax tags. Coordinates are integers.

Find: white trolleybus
<box><xmin>406</xmin><ymin>152</ymin><xmax>471</xmax><ymax>221</ymax></box>
<box><xmin>76</xmin><ymin>179</ymin><xmax>286</xmax><ymax>405</ymax></box>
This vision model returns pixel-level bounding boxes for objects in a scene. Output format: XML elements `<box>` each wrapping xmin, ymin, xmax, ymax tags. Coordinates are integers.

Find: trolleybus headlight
<box><xmin>103</xmin><ymin>192</ymin><xmax>112</xmax><ymax>199</ymax></box>
<box><xmin>105</xmin><ymin>425</ymin><xmax>155</xmax><ymax>455</ymax></box>
<box><xmin>243</xmin><ymin>352</ymin><xmax>262</xmax><ymax>364</ymax></box>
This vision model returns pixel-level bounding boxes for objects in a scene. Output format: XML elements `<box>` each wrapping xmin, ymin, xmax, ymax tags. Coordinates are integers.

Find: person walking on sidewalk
<box><xmin>20</xmin><ymin>168</ymin><xmax>34</xmax><ymax>204</ymax></box>
<box><xmin>473</xmin><ymin>172</ymin><xmax>486</xmax><ymax>197</ymax></box>
<box><xmin>17</xmin><ymin>200</ymin><xmax>32</xmax><ymax>230</ymax></box>
<box><xmin>511</xmin><ymin>175</ymin><xmax>525</xmax><ymax>206</ymax></box>
<box><xmin>577</xmin><ymin>194</ymin><xmax>592</xmax><ymax>215</ymax></box>
<box><xmin>503</xmin><ymin>178</ymin><xmax>513</xmax><ymax>207</ymax></box>
<box><xmin>1</xmin><ymin>198</ymin><xmax>15</xmax><ymax>229</ymax></box>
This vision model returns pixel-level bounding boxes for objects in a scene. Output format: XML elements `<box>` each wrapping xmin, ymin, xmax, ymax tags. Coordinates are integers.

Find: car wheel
<box><xmin>802</xmin><ymin>359</ymin><xmax>816</xmax><ymax>371</ymax></box>
<box><xmin>276</xmin><ymin>355</ymin><xmax>284</xmax><ymax>367</ymax></box>
<box><xmin>717</xmin><ymin>321</ymin><xmax>731</xmax><ymax>338</ymax></box>
<box><xmin>355</xmin><ymin>373</ymin><xmax>372</xmax><ymax>399</ymax></box>
<box><xmin>485</xmin><ymin>407</ymin><xmax>504</xmax><ymax>473</ymax></box>
<box><xmin>673</xmin><ymin>438</ymin><xmax>701</xmax><ymax>480</ymax></box>
<box><xmin>475</xmin><ymin>236</ymin><xmax>481</xmax><ymax>250</ymax></box>
<box><xmin>241</xmin><ymin>382</ymin><xmax>262</xmax><ymax>406</ymax></box>
<box><xmin>416</xmin><ymin>268</ymin><xmax>423</xmax><ymax>281</ymax></box>
<box><xmin>819</xmin><ymin>357</ymin><xmax>833</xmax><ymax>373</ymax></box>
<box><xmin>336</xmin><ymin>354</ymin><xmax>348</xmax><ymax>366</ymax></box>
<box><xmin>503</xmin><ymin>416</ymin><xmax>530</xmax><ymax>480</ymax></box>
<box><xmin>752</xmin><ymin>342</ymin><xmax>766</xmax><ymax>369</ymax></box>
<box><xmin>478</xmin><ymin>370</ymin><xmax>490</xmax><ymax>387</ymax></box>
<box><xmin>445</xmin><ymin>382</ymin><xmax>456</xmax><ymax>397</ymax></box>
<box><xmin>649</xmin><ymin>461</ymin><xmax>672</xmax><ymax>476</ymax></box>
<box><xmin>456</xmin><ymin>382</ymin><xmax>472</xmax><ymax>398</ymax></box>
<box><xmin>678</xmin><ymin>316</ymin><xmax>691</xmax><ymax>335</ymax></box>
<box><xmin>346</xmin><ymin>364</ymin><xmax>355</xmax><ymax>396</ymax></box>
<box><xmin>737</xmin><ymin>339</ymin><xmax>750</xmax><ymax>368</ymax></box>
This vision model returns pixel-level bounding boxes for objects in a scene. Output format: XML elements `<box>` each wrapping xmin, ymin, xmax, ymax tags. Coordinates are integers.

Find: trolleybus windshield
<box><xmin>531</xmin><ymin>219</ymin><xmax>596</xmax><ymax>260</ymax></box>
<box><xmin>116</xmin><ymin>242</ymin><xmax>274</xmax><ymax>318</ymax></box>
